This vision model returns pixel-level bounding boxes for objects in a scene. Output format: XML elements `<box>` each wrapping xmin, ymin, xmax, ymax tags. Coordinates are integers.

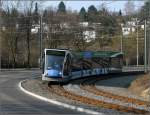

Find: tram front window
<box><xmin>46</xmin><ymin>55</ymin><xmax>64</xmax><ymax>71</ymax></box>
<box><xmin>45</xmin><ymin>50</ymin><xmax>65</xmax><ymax>77</ymax></box>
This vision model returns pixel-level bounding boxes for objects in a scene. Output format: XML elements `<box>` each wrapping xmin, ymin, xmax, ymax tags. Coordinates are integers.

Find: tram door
<box><xmin>63</xmin><ymin>54</ymin><xmax>72</xmax><ymax>76</ymax></box>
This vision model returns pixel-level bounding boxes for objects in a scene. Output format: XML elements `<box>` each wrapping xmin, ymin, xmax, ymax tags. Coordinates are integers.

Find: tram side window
<box><xmin>71</xmin><ymin>58</ymin><xmax>82</xmax><ymax>72</ymax></box>
<box><xmin>101</xmin><ymin>57</ymin><xmax>110</xmax><ymax>67</ymax></box>
<box><xmin>82</xmin><ymin>58</ymin><xmax>92</xmax><ymax>70</ymax></box>
<box><xmin>64</xmin><ymin>54</ymin><xmax>71</xmax><ymax>76</ymax></box>
<box><xmin>92</xmin><ymin>57</ymin><xmax>100</xmax><ymax>68</ymax></box>
<box><xmin>111</xmin><ymin>57</ymin><xmax>121</xmax><ymax>68</ymax></box>
<box><xmin>92</xmin><ymin>57</ymin><xmax>110</xmax><ymax>68</ymax></box>
<box><xmin>119</xmin><ymin>58</ymin><xmax>123</xmax><ymax>67</ymax></box>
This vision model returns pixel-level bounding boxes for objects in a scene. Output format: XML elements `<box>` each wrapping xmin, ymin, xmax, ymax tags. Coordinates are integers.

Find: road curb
<box><xmin>19</xmin><ymin>80</ymin><xmax>104</xmax><ymax>115</ymax></box>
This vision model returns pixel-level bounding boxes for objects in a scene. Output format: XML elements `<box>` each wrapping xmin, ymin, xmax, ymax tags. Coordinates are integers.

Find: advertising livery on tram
<box><xmin>42</xmin><ymin>49</ymin><xmax>123</xmax><ymax>82</ymax></box>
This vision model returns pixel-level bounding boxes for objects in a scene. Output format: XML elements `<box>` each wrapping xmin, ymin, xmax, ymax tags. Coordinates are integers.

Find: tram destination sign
<box><xmin>46</xmin><ymin>50</ymin><xmax>65</xmax><ymax>56</ymax></box>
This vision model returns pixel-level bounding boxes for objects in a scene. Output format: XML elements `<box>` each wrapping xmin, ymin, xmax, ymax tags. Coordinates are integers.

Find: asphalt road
<box><xmin>0</xmin><ymin>70</ymin><xmax>82</xmax><ymax>115</ymax></box>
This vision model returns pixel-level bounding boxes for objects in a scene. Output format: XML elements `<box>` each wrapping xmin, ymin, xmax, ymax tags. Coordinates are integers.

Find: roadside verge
<box><xmin>19</xmin><ymin>80</ymin><xmax>104</xmax><ymax>115</ymax></box>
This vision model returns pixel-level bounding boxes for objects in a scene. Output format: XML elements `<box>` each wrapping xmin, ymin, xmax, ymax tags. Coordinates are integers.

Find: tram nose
<box><xmin>45</xmin><ymin>69</ymin><xmax>62</xmax><ymax>77</ymax></box>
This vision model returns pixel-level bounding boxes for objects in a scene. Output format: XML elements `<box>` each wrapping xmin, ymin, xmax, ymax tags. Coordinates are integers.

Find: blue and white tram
<box><xmin>42</xmin><ymin>48</ymin><xmax>123</xmax><ymax>82</ymax></box>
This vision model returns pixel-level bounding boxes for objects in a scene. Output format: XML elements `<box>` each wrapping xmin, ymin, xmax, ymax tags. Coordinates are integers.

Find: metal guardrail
<box><xmin>122</xmin><ymin>66</ymin><xmax>150</xmax><ymax>72</ymax></box>
<box><xmin>0</xmin><ymin>68</ymin><xmax>40</xmax><ymax>71</ymax></box>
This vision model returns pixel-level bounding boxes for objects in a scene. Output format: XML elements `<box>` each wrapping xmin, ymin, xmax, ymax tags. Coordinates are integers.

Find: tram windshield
<box><xmin>45</xmin><ymin>50</ymin><xmax>65</xmax><ymax>71</ymax></box>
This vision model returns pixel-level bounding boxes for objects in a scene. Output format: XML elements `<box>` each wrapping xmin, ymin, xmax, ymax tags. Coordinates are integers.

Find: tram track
<box><xmin>80</xmin><ymin>77</ymin><xmax>150</xmax><ymax>107</ymax></box>
<box><xmin>81</xmin><ymin>85</ymin><xmax>149</xmax><ymax>107</ymax></box>
<box><xmin>48</xmin><ymin>82</ymin><xmax>149</xmax><ymax>114</ymax></box>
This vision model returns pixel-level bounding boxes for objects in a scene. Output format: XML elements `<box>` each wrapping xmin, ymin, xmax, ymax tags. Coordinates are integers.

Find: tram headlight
<box><xmin>59</xmin><ymin>71</ymin><xmax>62</xmax><ymax>75</ymax></box>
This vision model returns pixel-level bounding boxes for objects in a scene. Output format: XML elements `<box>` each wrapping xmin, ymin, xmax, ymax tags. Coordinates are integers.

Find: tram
<box><xmin>42</xmin><ymin>48</ymin><xmax>123</xmax><ymax>82</ymax></box>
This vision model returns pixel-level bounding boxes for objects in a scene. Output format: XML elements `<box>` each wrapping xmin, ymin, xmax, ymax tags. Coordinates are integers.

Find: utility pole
<box><xmin>121</xmin><ymin>33</ymin><xmax>123</xmax><ymax>53</ymax></box>
<box><xmin>120</xmin><ymin>22</ymin><xmax>123</xmax><ymax>53</ymax></box>
<box><xmin>144</xmin><ymin>19</ymin><xmax>147</xmax><ymax>73</ymax></box>
<box><xmin>136</xmin><ymin>18</ymin><xmax>139</xmax><ymax>66</ymax></box>
<box><xmin>0</xmin><ymin>0</ymin><xmax>2</xmax><ymax>69</ymax></box>
<box><xmin>39</xmin><ymin>15</ymin><xmax>43</xmax><ymax>69</ymax></box>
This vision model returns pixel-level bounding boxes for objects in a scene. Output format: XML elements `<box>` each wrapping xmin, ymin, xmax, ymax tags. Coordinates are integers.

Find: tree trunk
<box><xmin>27</xmin><ymin>19</ymin><xmax>31</xmax><ymax>68</ymax></box>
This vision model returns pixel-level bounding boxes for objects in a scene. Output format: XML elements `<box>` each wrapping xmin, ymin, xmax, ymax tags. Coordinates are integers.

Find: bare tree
<box><xmin>1</xmin><ymin>1</ymin><xmax>21</xmax><ymax>68</ymax></box>
<box><xmin>23</xmin><ymin>1</ymin><xmax>34</xmax><ymax>68</ymax></box>
<box><xmin>124</xmin><ymin>0</ymin><xmax>135</xmax><ymax>16</ymax></box>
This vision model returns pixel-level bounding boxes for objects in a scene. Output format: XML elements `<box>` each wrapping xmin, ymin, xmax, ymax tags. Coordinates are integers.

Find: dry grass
<box><xmin>129</xmin><ymin>74</ymin><xmax>150</xmax><ymax>101</ymax></box>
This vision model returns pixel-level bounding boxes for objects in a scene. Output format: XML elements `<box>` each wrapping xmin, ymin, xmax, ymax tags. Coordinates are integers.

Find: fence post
<box><xmin>144</xmin><ymin>19</ymin><xmax>147</xmax><ymax>73</ymax></box>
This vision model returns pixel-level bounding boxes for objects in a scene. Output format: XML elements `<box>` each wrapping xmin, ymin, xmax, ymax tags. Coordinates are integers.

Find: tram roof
<box><xmin>73</xmin><ymin>51</ymin><xmax>123</xmax><ymax>58</ymax></box>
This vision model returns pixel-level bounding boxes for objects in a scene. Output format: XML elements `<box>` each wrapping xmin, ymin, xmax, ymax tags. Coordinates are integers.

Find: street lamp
<box><xmin>136</xmin><ymin>18</ymin><xmax>139</xmax><ymax>67</ymax></box>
